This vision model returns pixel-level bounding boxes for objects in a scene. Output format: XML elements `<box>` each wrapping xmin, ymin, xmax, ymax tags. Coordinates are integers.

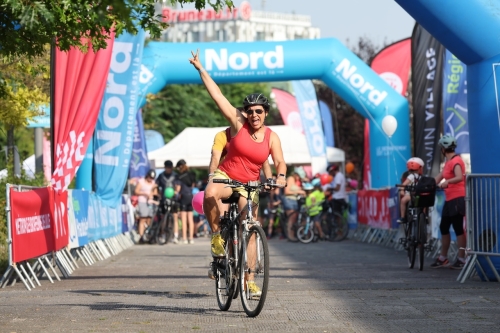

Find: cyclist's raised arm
<box><xmin>189</xmin><ymin>49</ymin><xmax>241</xmax><ymax>128</ymax></box>
<box><xmin>269</xmin><ymin>132</ymin><xmax>287</xmax><ymax>187</ymax></box>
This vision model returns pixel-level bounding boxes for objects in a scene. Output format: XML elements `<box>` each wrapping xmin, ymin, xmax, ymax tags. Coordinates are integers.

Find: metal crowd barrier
<box><xmin>0</xmin><ymin>184</ymin><xmax>136</xmax><ymax>290</ymax></box>
<box><xmin>458</xmin><ymin>174</ymin><xmax>500</xmax><ymax>283</ymax></box>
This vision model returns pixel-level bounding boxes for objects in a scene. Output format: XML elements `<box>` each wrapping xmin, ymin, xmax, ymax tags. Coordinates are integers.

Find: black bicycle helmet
<box><xmin>146</xmin><ymin>169</ymin><xmax>156</xmax><ymax>179</ymax></box>
<box><xmin>243</xmin><ymin>93</ymin><xmax>270</xmax><ymax>111</ymax></box>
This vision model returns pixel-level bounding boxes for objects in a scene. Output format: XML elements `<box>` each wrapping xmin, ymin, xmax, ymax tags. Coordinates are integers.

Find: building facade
<box><xmin>160</xmin><ymin>1</ymin><xmax>320</xmax><ymax>43</ymax></box>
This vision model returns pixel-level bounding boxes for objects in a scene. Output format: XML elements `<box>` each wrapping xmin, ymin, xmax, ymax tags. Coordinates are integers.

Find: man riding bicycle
<box><xmin>189</xmin><ymin>50</ymin><xmax>287</xmax><ymax>295</ymax></box>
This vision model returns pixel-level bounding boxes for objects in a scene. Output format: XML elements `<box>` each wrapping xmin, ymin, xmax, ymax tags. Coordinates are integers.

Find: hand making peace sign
<box><xmin>189</xmin><ymin>49</ymin><xmax>203</xmax><ymax>71</ymax></box>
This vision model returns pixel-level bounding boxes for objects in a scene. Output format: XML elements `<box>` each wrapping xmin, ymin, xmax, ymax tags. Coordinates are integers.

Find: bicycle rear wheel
<box><xmin>239</xmin><ymin>225</ymin><xmax>269</xmax><ymax>317</ymax></box>
<box><xmin>330</xmin><ymin>212</ymin><xmax>348</xmax><ymax>242</ymax></box>
<box><xmin>407</xmin><ymin>221</ymin><xmax>416</xmax><ymax>269</ymax></box>
<box><xmin>417</xmin><ymin>213</ymin><xmax>427</xmax><ymax>271</ymax></box>
<box><xmin>156</xmin><ymin>213</ymin><xmax>173</xmax><ymax>245</ymax></box>
<box><xmin>215</xmin><ymin>232</ymin><xmax>236</xmax><ymax>311</ymax></box>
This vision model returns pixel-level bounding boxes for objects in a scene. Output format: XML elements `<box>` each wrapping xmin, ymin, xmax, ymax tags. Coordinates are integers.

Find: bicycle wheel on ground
<box><xmin>297</xmin><ymin>224</ymin><xmax>314</xmax><ymax>243</ymax></box>
<box><xmin>239</xmin><ymin>225</ymin><xmax>269</xmax><ymax>317</ymax></box>
<box><xmin>417</xmin><ymin>212</ymin><xmax>427</xmax><ymax>271</ymax></box>
<box><xmin>406</xmin><ymin>221</ymin><xmax>416</xmax><ymax>269</ymax></box>
<box><xmin>329</xmin><ymin>212</ymin><xmax>349</xmax><ymax>242</ymax></box>
<box><xmin>215</xmin><ymin>233</ymin><xmax>236</xmax><ymax>311</ymax></box>
<box><xmin>156</xmin><ymin>213</ymin><xmax>173</xmax><ymax>245</ymax></box>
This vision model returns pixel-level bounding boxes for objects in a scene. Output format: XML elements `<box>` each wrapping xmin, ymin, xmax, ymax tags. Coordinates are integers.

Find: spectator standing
<box><xmin>283</xmin><ymin>172</ymin><xmax>306</xmax><ymax>242</ymax></box>
<box><xmin>135</xmin><ymin>169</ymin><xmax>158</xmax><ymax>240</ymax></box>
<box><xmin>328</xmin><ymin>164</ymin><xmax>347</xmax><ymax>215</ymax></box>
<box><xmin>431</xmin><ymin>135</ymin><xmax>466</xmax><ymax>269</ymax></box>
<box><xmin>175</xmin><ymin>159</ymin><xmax>197</xmax><ymax>244</ymax></box>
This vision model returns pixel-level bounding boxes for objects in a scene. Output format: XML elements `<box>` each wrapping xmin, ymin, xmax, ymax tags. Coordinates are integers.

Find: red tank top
<box><xmin>219</xmin><ymin>122</ymin><xmax>272</xmax><ymax>183</ymax></box>
<box><xmin>443</xmin><ymin>155</ymin><xmax>466</xmax><ymax>201</ymax></box>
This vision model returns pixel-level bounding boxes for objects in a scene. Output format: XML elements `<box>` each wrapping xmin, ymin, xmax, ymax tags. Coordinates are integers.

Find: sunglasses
<box><xmin>246</xmin><ymin>109</ymin><xmax>265</xmax><ymax>115</ymax></box>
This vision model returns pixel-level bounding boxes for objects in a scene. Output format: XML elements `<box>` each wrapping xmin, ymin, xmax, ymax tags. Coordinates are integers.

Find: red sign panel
<box><xmin>53</xmin><ymin>190</ymin><xmax>69</xmax><ymax>251</ymax></box>
<box><xmin>357</xmin><ymin>189</ymin><xmax>391</xmax><ymax>230</ymax></box>
<box><xmin>10</xmin><ymin>187</ymin><xmax>55</xmax><ymax>263</ymax></box>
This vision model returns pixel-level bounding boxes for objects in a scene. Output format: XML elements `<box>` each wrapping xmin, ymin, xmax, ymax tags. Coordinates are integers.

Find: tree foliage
<box><xmin>143</xmin><ymin>82</ymin><xmax>281</xmax><ymax>142</ymax></box>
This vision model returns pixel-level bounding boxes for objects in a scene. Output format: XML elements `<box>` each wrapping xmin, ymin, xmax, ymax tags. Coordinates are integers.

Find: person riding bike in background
<box><xmin>156</xmin><ymin>160</ymin><xmax>179</xmax><ymax>242</ymax></box>
<box><xmin>397</xmin><ymin>157</ymin><xmax>424</xmax><ymax>224</ymax></box>
<box><xmin>304</xmin><ymin>178</ymin><xmax>326</xmax><ymax>240</ymax></box>
<box><xmin>431</xmin><ymin>135</ymin><xmax>467</xmax><ymax>269</ymax></box>
<box><xmin>188</xmin><ymin>49</ymin><xmax>287</xmax><ymax>295</ymax></box>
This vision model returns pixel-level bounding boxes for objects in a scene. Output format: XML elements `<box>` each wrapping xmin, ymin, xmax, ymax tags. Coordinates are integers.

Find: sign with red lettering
<box><xmin>162</xmin><ymin>1</ymin><xmax>251</xmax><ymax>23</ymax></box>
<box><xmin>10</xmin><ymin>187</ymin><xmax>55</xmax><ymax>263</ymax></box>
<box><xmin>357</xmin><ymin>189</ymin><xmax>391</xmax><ymax>229</ymax></box>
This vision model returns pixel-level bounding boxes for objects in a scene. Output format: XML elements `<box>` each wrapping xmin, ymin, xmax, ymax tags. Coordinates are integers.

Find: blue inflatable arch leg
<box><xmin>138</xmin><ymin>38</ymin><xmax>411</xmax><ymax>188</ymax></box>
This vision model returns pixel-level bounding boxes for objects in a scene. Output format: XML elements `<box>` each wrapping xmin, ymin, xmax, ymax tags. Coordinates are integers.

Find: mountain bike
<box><xmin>322</xmin><ymin>201</ymin><xmax>349</xmax><ymax>242</ymax></box>
<box><xmin>211</xmin><ymin>178</ymin><xmax>282</xmax><ymax>317</ymax></box>
<box><xmin>396</xmin><ymin>183</ymin><xmax>434</xmax><ymax>271</ymax></box>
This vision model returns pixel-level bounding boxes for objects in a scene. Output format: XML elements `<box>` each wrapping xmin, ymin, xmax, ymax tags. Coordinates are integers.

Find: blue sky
<box><xmin>243</xmin><ymin>0</ymin><xmax>415</xmax><ymax>47</ymax></box>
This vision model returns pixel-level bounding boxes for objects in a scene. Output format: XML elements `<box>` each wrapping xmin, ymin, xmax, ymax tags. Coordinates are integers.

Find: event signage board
<box><xmin>357</xmin><ymin>189</ymin><xmax>391</xmax><ymax>229</ymax></box>
<box><xmin>9</xmin><ymin>187</ymin><xmax>54</xmax><ymax>263</ymax></box>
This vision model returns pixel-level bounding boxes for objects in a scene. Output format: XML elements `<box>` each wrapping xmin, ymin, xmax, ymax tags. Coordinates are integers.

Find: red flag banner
<box><xmin>52</xmin><ymin>189</ymin><xmax>69</xmax><ymax>251</ymax></box>
<box><xmin>271</xmin><ymin>88</ymin><xmax>303</xmax><ymax>133</ymax></box>
<box><xmin>371</xmin><ymin>38</ymin><xmax>411</xmax><ymax>96</ymax></box>
<box><xmin>357</xmin><ymin>189</ymin><xmax>391</xmax><ymax>230</ymax></box>
<box><xmin>10</xmin><ymin>187</ymin><xmax>55</xmax><ymax>263</ymax></box>
<box><xmin>52</xmin><ymin>33</ymin><xmax>115</xmax><ymax>190</ymax></box>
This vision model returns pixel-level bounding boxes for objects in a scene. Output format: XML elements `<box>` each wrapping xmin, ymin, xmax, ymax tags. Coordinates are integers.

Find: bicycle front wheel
<box><xmin>407</xmin><ymin>221</ymin><xmax>416</xmax><ymax>269</ymax></box>
<box><xmin>239</xmin><ymin>225</ymin><xmax>269</xmax><ymax>317</ymax></box>
<box><xmin>215</xmin><ymin>233</ymin><xmax>236</xmax><ymax>311</ymax></box>
<box><xmin>297</xmin><ymin>224</ymin><xmax>314</xmax><ymax>243</ymax></box>
<box><xmin>330</xmin><ymin>212</ymin><xmax>349</xmax><ymax>242</ymax></box>
<box><xmin>417</xmin><ymin>213</ymin><xmax>427</xmax><ymax>271</ymax></box>
<box><xmin>156</xmin><ymin>213</ymin><xmax>173</xmax><ymax>245</ymax></box>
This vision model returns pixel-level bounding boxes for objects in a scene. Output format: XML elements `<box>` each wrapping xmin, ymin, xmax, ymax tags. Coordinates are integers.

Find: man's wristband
<box><xmin>198</xmin><ymin>68</ymin><xmax>206</xmax><ymax>73</ymax></box>
<box><xmin>278</xmin><ymin>173</ymin><xmax>286</xmax><ymax>178</ymax></box>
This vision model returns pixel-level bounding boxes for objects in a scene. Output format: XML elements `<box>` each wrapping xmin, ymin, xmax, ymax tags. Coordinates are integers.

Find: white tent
<box><xmin>148</xmin><ymin>125</ymin><xmax>345</xmax><ymax>169</ymax></box>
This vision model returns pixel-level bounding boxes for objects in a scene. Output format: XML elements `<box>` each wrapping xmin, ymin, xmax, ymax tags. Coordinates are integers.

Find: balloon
<box><xmin>346</xmin><ymin>162</ymin><xmax>355</xmax><ymax>174</ymax></box>
<box><xmin>192</xmin><ymin>187</ymin><xmax>200</xmax><ymax>195</ymax></box>
<box><xmin>320</xmin><ymin>173</ymin><xmax>330</xmax><ymax>186</ymax></box>
<box><xmin>328</xmin><ymin>175</ymin><xmax>333</xmax><ymax>183</ymax></box>
<box><xmin>164</xmin><ymin>187</ymin><xmax>175</xmax><ymax>199</ymax></box>
<box><xmin>382</xmin><ymin>115</ymin><xmax>398</xmax><ymax>137</ymax></box>
<box><xmin>192</xmin><ymin>191</ymin><xmax>205</xmax><ymax>215</ymax></box>
<box><xmin>349</xmin><ymin>180</ymin><xmax>358</xmax><ymax>189</ymax></box>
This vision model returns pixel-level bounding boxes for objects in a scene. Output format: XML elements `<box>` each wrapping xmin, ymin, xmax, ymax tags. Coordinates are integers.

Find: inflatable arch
<box><xmin>138</xmin><ymin>38</ymin><xmax>411</xmax><ymax>188</ymax></box>
<box><xmin>395</xmin><ymin>0</ymin><xmax>500</xmax><ymax>174</ymax></box>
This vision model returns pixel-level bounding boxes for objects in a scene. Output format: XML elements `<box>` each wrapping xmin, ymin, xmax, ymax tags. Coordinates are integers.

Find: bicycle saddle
<box><xmin>221</xmin><ymin>192</ymin><xmax>240</xmax><ymax>204</ymax></box>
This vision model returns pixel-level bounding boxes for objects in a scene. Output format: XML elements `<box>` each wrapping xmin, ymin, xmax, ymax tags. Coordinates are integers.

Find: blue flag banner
<box><xmin>347</xmin><ymin>193</ymin><xmax>358</xmax><ymax>230</ymax></box>
<box><xmin>129</xmin><ymin>109</ymin><xmax>149</xmax><ymax>179</ymax></box>
<box><xmin>93</xmin><ymin>29</ymin><xmax>146</xmax><ymax>207</ymax></box>
<box><xmin>71</xmin><ymin>190</ymin><xmax>90</xmax><ymax>246</ymax></box>
<box><xmin>291</xmin><ymin>80</ymin><xmax>327</xmax><ymax>174</ymax></box>
<box><xmin>318</xmin><ymin>101</ymin><xmax>334</xmax><ymax>147</ymax></box>
<box><xmin>443</xmin><ymin>50</ymin><xmax>469</xmax><ymax>154</ymax></box>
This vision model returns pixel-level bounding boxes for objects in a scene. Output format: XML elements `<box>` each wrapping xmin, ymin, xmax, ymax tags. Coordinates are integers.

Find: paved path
<box><xmin>1</xmin><ymin>237</ymin><xmax>499</xmax><ymax>333</ymax></box>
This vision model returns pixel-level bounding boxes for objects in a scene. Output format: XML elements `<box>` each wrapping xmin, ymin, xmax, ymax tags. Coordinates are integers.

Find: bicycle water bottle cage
<box><xmin>222</xmin><ymin>192</ymin><xmax>241</xmax><ymax>204</ymax></box>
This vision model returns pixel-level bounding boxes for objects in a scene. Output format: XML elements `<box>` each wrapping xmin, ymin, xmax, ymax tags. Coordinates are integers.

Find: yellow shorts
<box><xmin>212</xmin><ymin>169</ymin><xmax>259</xmax><ymax>204</ymax></box>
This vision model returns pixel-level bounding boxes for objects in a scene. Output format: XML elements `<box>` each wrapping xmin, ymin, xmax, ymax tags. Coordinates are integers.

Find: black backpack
<box><xmin>413</xmin><ymin>176</ymin><xmax>437</xmax><ymax>207</ymax></box>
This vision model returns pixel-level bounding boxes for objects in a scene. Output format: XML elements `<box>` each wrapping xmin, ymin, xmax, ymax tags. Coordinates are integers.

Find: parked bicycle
<box><xmin>210</xmin><ymin>178</ymin><xmax>282</xmax><ymax>317</ymax></box>
<box><xmin>296</xmin><ymin>203</ymin><xmax>324</xmax><ymax>243</ymax></box>
<box><xmin>321</xmin><ymin>201</ymin><xmax>349</xmax><ymax>242</ymax></box>
<box><xmin>396</xmin><ymin>182</ymin><xmax>436</xmax><ymax>271</ymax></box>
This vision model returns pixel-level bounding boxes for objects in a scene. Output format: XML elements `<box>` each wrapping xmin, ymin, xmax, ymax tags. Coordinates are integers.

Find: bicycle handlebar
<box><xmin>213</xmin><ymin>178</ymin><xmax>286</xmax><ymax>190</ymax></box>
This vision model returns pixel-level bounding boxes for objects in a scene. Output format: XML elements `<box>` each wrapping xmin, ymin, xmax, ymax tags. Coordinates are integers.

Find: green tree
<box><xmin>143</xmin><ymin>82</ymin><xmax>281</xmax><ymax>142</ymax></box>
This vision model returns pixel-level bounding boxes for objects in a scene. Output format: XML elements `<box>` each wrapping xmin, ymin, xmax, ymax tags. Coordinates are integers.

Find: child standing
<box><xmin>305</xmin><ymin>178</ymin><xmax>326</xmax><ymax>240</ymax></box>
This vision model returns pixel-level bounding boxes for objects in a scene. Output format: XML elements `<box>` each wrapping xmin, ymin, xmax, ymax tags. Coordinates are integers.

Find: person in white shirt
<box><xmin>327</xmin><ymin>164</ymin><xmax>347</xmax><ymax>214</ymax></box>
